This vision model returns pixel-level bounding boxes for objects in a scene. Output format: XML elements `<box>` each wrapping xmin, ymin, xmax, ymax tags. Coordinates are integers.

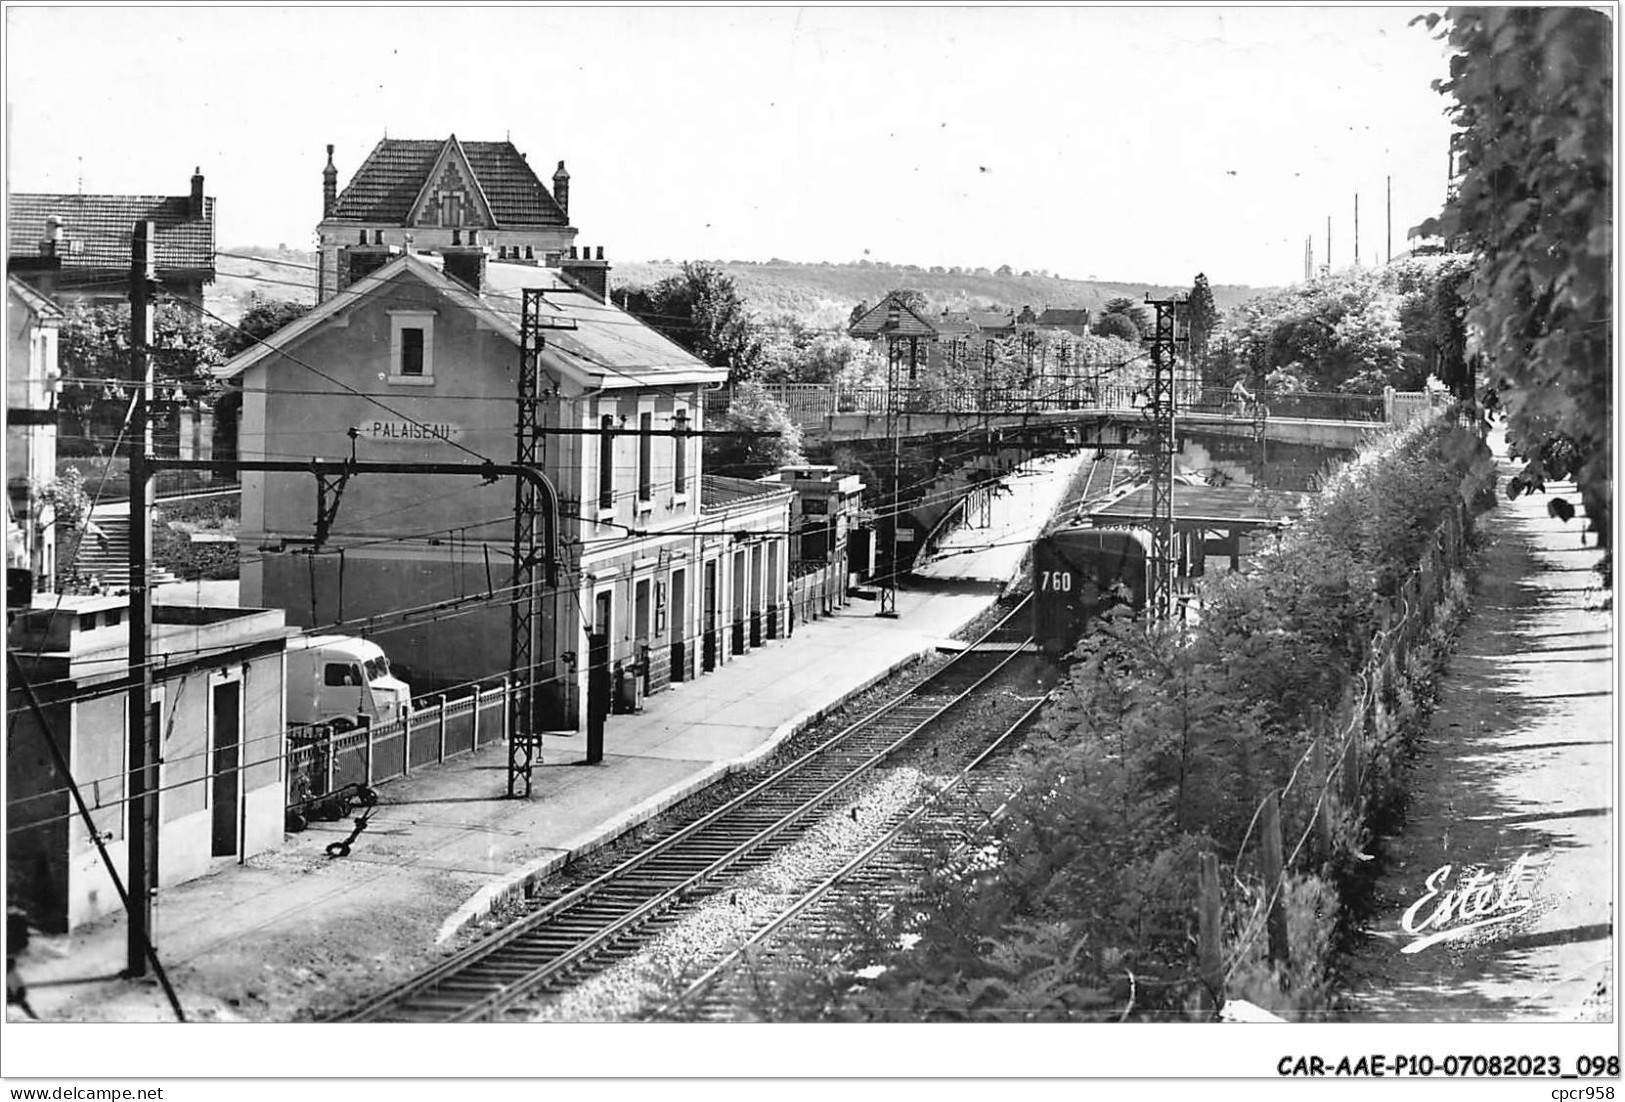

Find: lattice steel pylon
<box><xmin>1251</xmin><ymin>400</ymin><xmax>1269</xmax><ymax>490</ymax></box>
<box><xmin>509</xmin><ymin>288</ymin><xmax>549</xmax><ymax>797</ymax></box>
<box><xmin>878</xmin><ymin>331</ymin><xmax>912</xmax><ymax>618</ymax></box>
<box><xmin>1143</xmin><ymin>295</ymin><xmax>1186</xmax><ymax>621</ymax></box>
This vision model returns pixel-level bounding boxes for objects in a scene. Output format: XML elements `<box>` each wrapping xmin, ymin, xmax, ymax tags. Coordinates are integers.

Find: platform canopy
<box><xmin>1088</xmin><ymin>483</ymin><xmax>1305</xmax><ymax>533</ymax></box>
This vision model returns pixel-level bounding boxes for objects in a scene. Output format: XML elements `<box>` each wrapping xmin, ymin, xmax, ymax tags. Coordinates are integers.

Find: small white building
<box><xmin>7</xmin><ymin>597</ymin><xmax>294</xmax><ymax>931</ymax></box>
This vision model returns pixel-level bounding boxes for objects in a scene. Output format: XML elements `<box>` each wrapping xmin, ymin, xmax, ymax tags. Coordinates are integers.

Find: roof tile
<box><xmin>329</xmin><ymin>137</ymin><xmax>568</xmax><ymax>227</ymax></box>
<box><xmin>8</xmin><ymin>193</ymin><xmax>215</xmax><ymax>275</ymax></box>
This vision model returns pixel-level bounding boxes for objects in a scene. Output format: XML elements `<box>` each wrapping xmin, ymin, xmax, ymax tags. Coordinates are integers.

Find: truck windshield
<box><xmin>365</xmin><ymin>657</ymin><xmax>390</xmax><ymax>682</ymax></box>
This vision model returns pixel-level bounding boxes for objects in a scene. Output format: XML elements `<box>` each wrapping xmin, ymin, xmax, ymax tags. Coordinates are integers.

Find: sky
<box><xmin>4</xmin><ymin>5</ymin><xmax>1461</xmax><ymax>288</ymax></box>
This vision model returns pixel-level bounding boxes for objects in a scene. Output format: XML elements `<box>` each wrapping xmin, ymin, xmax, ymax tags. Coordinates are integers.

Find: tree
<box><xmin>1099</xmin><ymin>296</ymin><xmax>1151</xmax><ymax>336</ymax></box>
<box><xmin>892</xmin><ymin>288</ymin><xmax>929</xmax><ymax>315</ymax></box>
<box><xmin>1092</xmin><ymin>312</ymin><xmax>1141</xmax><ymax>343</ymax></box>
<box><xmin>760</xmin><ymin>332</ymin><xmax>883</xmax><ymax>388</ymax></box>
<box><xmin>994</xmin><ymin>264</ymin><xmax>1014</xmax><ymax>278</ymax></box>
<box><xmin>702</xmin><ymin>380</ymin><xmax>806</xmax><ymax>477</ymax></box>
<box><xmin>1186</xmin><ymin>273</ymin><xmax>1219</xmax><ymax>367</ymax></box>
<box><xmin>56</xmin><ymin>302</ymin><xmax>223</xmax><ymax>449</ymax></box>
<box><xmin>58</xmin><ymin>302</ymin><xmax>221</xmax><ymax>386</ymax></box>
<box><xmin>217</xmin><ymin>298</ymin><xmax>314</xmax><ymax>359</ymax></box>
<box><xmin>1416</xmin><ymin>8</ymin><xmax>1612</xmax><ymax>554</ymax></box>
<box><xmin>615</xmin><ymin>262</ymin><xmax>766</xmax><ymax>384</ymax></box>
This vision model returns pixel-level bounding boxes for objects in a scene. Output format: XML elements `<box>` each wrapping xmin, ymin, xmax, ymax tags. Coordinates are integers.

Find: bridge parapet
<box><xmin>732</xmin><ymin>381</ymin><xmax>1413</xmax><ymax>433</ymax></box>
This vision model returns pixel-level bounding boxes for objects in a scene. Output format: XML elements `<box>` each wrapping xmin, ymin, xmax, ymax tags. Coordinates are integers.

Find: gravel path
<box><xmin>1339</xmin><ymin>444</ymin><xmax>1613</xmax><ymax>1022</ymax></box>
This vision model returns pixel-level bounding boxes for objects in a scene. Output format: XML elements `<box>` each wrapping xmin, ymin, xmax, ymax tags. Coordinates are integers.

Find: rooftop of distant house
<box><xmin>8</xmin><ymin>172</ymin><xmax>216</xmax><ymax>277</ymax></box>
<box><xmin>326</xmin><ymin>136</ymin><xmax>569</xmax><ymax>227</ymax></box>
<box><xmin>701</xmin><ymin>474</ymin><xmax>795</xmax><ymax>513</ymax></box>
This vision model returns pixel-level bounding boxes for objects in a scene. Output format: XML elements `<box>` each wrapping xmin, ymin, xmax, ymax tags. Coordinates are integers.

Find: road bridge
<box><xmin>736</xmin><ymin>382</ymin><xmax>1442</xmax><ymax>451</ymax></box>
<box><xmin>712</xmin><ymin>381</ymin><xmax>1445</xmax><ymax>582</ymax></box>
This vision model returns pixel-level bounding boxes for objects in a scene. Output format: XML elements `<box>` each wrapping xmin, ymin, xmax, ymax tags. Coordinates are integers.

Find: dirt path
<box><xmin>1340</xmin><ymin>441</ymin><xmax>1613</xmax><ymax>1022</ymax></box>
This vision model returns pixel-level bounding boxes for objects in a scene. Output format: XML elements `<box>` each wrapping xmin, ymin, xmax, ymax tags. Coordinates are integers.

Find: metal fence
<box><xmin>736</xmin><ymin>382</ymin><xmax>1394</xmax><ymax>429</ymax></box>
<box><xmin>286</xmin><ymin>680</ymin><xmax>510</xmax><ymax>811</ymax></box>
<box><xmin>787</xmin><ymin>558</ymin><xmax>849</xmax><ymax>628</ymax></box>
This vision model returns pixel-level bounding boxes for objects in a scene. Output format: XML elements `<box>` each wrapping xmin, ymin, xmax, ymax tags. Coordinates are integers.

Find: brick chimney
<box><xmin>560</xmin><ymin>244</ymin><xmax>610</xmax><ymax>302</ymax></box>
<box><xmin>190</xmin><ymin>167</ymin><xmax>205</xmax><ymax>220</ymax></box>
<box><xmin>40</xmin><ymin>214</ymin><xmax>64</xmax><ymax>257</ymax></box>
<box><xmin>323</xmin><ymin>145</ymin><xmax>338</xmax><ymax>218</ymax></box>
<box><xmin>441</xmin><ymin>246</ymin><xmax>487</xmax><ymax>292</ymax></box>
<box><xmin>552</xmin><ymin>160</ymin><xmax>570</xmax><ymax>220</ymax></box>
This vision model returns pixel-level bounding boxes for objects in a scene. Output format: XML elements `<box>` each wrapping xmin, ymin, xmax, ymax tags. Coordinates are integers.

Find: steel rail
<box><xmin>337</xmin><ymin>595</ymin><xmax>1033</xmax><ymax>1022</ymax></box>
<box><xmin>666</xmin><ymin>692</ymin><xmax>1047</xmax><ymax>1015</ymax></box>
<box><xmin>443</xmin><ymin>645</ymin><xmax>1027</xmax><ymax>1021</ymax></box>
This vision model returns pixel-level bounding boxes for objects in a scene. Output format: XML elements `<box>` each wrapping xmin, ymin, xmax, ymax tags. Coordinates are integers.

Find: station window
<box><xmin>389</xmin><ymin>312</ymin><xmax>435</xmax><ymax>385</ymax></box>
<box><xmin>673</xmin><ymin>408</ymin><xmax>689</xmax><ymax>495</ymax></box>
<box><xmin>599</xmin><ymin>414</ymin><xmax>616</xmax><ymax>510</ymax></box>
<box><xmin>638</xmin><ymin>412</ymin><xmax>653</xmax><ymax>503</ymax></box>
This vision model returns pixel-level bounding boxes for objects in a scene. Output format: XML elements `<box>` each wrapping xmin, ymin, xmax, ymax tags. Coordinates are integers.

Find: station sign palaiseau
<box><xmin>357</xmin><ymin>420</ymin><xmax>464</xmax><ymax>444</ymax></box>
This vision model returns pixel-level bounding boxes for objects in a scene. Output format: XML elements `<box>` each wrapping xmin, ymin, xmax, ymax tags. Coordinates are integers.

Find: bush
<box><xmin>152</xmin><ymin>497</ymin><xmax>240</xmax><ymax>580</ymax></box>
<box><xmin>763</xmin><ymin>406</ymin><xmax>1492</xmax><ymax>1023</ymax></box>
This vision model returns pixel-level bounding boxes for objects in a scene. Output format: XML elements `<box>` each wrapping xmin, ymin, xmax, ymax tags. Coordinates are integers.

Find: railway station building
<box><xmin>216</xmin><ymin>248</ymin><xmax>796</xmax><ymax>731</ymax></box>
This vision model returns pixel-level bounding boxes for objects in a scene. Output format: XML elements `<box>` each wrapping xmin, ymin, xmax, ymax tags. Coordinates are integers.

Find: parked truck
<box><xmin>285</xmin><ymin>634</ymin><xmax>412</xmax><ymax>732</ymax></box>
<box><xmin>283</xmin><ymin>635</ymin><xmax>409</xmax><ymax>832</ymax></box>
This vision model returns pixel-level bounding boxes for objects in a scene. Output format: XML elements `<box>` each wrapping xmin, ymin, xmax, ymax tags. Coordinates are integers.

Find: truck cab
<box><xmin>285</xmin><ymin>634</ymin><xmax>412</xmax><ymax>730</ymax></box>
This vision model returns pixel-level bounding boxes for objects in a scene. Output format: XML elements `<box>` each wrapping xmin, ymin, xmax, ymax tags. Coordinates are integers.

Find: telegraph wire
<box><xmin>163</xmin><ymin>292</ymin><xmax>499</xmax><ymax>467</ymax></box>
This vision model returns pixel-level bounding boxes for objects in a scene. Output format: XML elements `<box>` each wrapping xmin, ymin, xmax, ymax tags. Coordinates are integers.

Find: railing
<box><xmin>734</xmin><ymin>382</ymin><xmax>1395</xmax><ymax>429</ymax></box>
<box><xmin>106</xmin><ymin>470</ymin><xmax>241</xmax><ymax>503</ymax></box>
<box><xmin>1386</xmin><ymin>388</ymin><xmax>1445</xmax><ymax>427</ymax></box>
<box><xmin>286</xmin><ymin>680</ymin><xmax>510</xmax><ymax>812</ymax></box>
<box><xmin>787</xmin><ymin>557</ymin><xmax>849</xmax><ymax>627</ymax></box>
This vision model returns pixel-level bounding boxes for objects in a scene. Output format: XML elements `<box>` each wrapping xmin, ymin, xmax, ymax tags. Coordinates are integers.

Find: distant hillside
<box><xmin>610</xmin><ymin>259</ymin><xmax>1268</xmax><ymax>331</ymax></box>
<box><xmin>209</xmin><ymin>246</ymin><xmax>318</xmax><ymax>323</ymax></box>
<box><xmin>210</xmin><ymin>248</ymin><xmax>1268</xmax><ymax>332</ymax></box>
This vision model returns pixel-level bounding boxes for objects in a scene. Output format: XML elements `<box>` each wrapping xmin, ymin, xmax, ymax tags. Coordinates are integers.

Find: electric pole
<box><xmin>1386</xmin><ymin>175</ymin><xmax>1393</xmax><ymax>264</ymax></box>
<box><xmin>1354</xmin><ymin>193</ymin><xmax>1360</xmax><ymax>267</ymax></box>
<box><xmin>509</xmin><ymin>287</ymin><xmax>555</xmax><ymax>794</ymax></box>
<box><xmin>126</xmin><ymin>221</ymin><xmax>157</xmax><ymax>978</ymax></box>
<box><xmin>1143</xmin><ymin>294</ymin><xmax>1184</xmax><ymax>622</ymax></box>
<box><xmin>879</xmin><ymin>322</ymin><xmax>905</xmax><ymax>619</ymax></box>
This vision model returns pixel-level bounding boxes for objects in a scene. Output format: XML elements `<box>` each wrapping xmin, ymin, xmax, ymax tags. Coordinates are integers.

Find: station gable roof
<box><xmin>214</xmin><ymin>254</ymin><xmax>723</xmax><ymax>391</ymax></box>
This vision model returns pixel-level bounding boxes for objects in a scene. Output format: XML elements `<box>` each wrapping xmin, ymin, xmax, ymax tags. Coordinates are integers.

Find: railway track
<box><xmin>336</xmin><ymin>596</ymin><xmax>1038</xmax><ymax>1022</ymax></box>
<box><xmin>657</xmin><ymin>693</ymin><xmax>1047</xmax><ymax>1021</ymax></box>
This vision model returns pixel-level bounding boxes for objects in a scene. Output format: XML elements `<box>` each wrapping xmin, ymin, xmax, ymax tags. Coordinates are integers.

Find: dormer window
<box><xmin>437</xmin><ymin>190</ymin><xmax>465</xmax><ymax>227</ymax></box>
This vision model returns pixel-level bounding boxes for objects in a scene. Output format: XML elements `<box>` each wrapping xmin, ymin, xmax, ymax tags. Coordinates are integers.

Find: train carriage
<box><xmin>1032</xmin><ymin>528</ymin><xmax>1149</xmax><ymax>655</ymax></box>
<box><xmin>1033</xmin><ymin>482</ymin><xmax>1304</xmax><ymax>656</ymax></box>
